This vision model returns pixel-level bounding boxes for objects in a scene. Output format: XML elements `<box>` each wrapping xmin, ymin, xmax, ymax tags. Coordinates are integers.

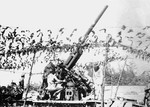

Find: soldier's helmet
<box><xmin>11</xmin><ymin>81</ymin><xmax>17</xmax><ymax>86</ymax></box>
<box><xmin>21</xmin><ymin>74</ymin><xmax>25</xmax><ymax>78</ymax></box>
<box><xmin>44</xmin><ymin>62</ymin><xmax>56</xmax><ymax>76</ymax></box>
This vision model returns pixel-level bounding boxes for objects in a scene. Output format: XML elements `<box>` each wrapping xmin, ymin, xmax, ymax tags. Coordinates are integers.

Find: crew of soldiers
<box><xmin>2</xmin><ymin>62</ymin><xmax>150</xmax><ymax>107</ymax></box>
<box><xmin>38</xmin><ymin>61</ymin><xmax>93</xmax><ymax>101</ymax></box>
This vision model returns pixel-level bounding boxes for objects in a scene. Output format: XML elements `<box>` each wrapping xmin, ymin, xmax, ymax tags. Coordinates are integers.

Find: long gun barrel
<box><xmin>64</xmin><ymin>5</ymin><xmax>108</xmax><ymax>70</ymax></box>
<box><xmin>80</xmin><ymin>5</ymin><xmax>108</xmax><ymax>44</ymax></box>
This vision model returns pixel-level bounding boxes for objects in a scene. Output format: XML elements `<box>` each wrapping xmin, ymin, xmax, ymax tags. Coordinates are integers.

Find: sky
<box><xmin>0</xmin><ymin>0</ymin><xmax>150</xmax><ymax>85</ymax></box>
<box><xmin>0</xmin><ymin>0</ymin><xmax>150</xmax><ymax>29</ymax></box>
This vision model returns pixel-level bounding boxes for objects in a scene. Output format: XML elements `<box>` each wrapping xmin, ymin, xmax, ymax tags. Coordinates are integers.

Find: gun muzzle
<box><xmin>81</xmin><ymin>5</ymin><xmax>108</xmax><ymax>44</ymax></box>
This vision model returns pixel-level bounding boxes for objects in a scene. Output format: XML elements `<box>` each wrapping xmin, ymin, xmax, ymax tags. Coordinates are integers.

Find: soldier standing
<box><xmin>144</xmin><ymin>82</ymin><xmax>150</xmax><ymax>107</ymax></box>
<box><xmin>19</xmin><ymin>74</ymin><xmax>25</xmax><ymax>90</ymax></box>
<box><xmin>93</xmin><ymin>63</ymin><xmax>103</xmax><ymax>100</ymax></box>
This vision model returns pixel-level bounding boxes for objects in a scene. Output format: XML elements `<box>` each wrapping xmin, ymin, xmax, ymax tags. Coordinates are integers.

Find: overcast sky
<box><xmin>0</xmin><ymin>0</ymin><xmax>150</xmax><ymax>85</ymax></box>
<box><xmin>1</xmin><ymin>0</ymin><xmax>150</xmax><ymax>29</ymax></box>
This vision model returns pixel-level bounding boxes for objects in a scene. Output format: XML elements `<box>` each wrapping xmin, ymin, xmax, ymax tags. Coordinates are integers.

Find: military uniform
<box><xmin>19</xmin><ymin>74</ymin><xmax>25</xmax><ymax>90</ymax></box>
<box><xmin>144</xmin><ymin>84</ymin><xmax>150</xmax><ymax>107</ymax></box>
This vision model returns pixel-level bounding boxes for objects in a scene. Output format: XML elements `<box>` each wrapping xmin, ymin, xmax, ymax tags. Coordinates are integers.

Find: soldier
<box><xmin>39</xmin><ymin>62</ymin><xmax>62</xmax><ymax>100</ymax></box>
<box><xmin>41</xmin><ymin>62</ymin><xmax>56</xmax><ymax>90</ymax></box>
<box><xmin>93</xmin><ymin>63</ymin><xmax>103</xmax><ymax>100</ymax></box>
<box><xmin>144</xmin><ymin>83</ymin><xmax>150</xmax><ymax>107</ymax></box>
<box><xmin>19</xmin><ymin>74</ymin><xmax>25</xmax><ymax>90</ymax></box>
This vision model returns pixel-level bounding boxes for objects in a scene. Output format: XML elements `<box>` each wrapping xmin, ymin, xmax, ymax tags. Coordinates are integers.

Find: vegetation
<box><xmin>104</xmin><ymin>66</ymin><xmax>150</xmax><ymax>86</ymax></box>
<box><xmin>0</xmin><ymin>24</ymin><xmax>150</xmax><ymax>87</ymax></box>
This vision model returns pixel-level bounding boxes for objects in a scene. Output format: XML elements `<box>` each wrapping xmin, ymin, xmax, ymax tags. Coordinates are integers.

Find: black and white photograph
<box><xmin>0</xmin><ymin>0</ymin><xmax>150</xmax><ymax>106</ymax></box>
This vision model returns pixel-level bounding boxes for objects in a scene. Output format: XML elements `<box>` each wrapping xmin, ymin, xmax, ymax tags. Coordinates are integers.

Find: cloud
<box><xmin>117</xmin><ymin>0</ymin><xmax>150</xmax><ymax>27</ymax></box>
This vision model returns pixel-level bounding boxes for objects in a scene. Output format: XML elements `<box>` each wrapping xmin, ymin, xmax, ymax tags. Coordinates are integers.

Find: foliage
<box><xmin>1</xmin><ymin>24</ymin><xmax>150</xmax><ymax>70</ymax></box>
<box><xmin>0</xmin><ymin>25</ymin><xmax>87</xmax><ymax>69</ymax></box>
<box><xmin>1</xmin><ymin>24</ymin><xmax>150</xmax><ymax>86</ymax></box>
<box><xmin>104</xmin><ymin>67</ymin><xmax>150</xmax><ymax>86</ymax></box>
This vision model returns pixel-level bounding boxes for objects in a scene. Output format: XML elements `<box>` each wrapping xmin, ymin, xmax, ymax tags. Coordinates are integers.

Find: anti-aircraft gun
<box><xmin>55</xmin><ymin>5</ymin><xmax>108</xmax><ymax>80</ymax></box>
<box><xmin>40</xmin><ymin>5</ymin><xmax>108</xmax><ymax>101</ymax></box>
